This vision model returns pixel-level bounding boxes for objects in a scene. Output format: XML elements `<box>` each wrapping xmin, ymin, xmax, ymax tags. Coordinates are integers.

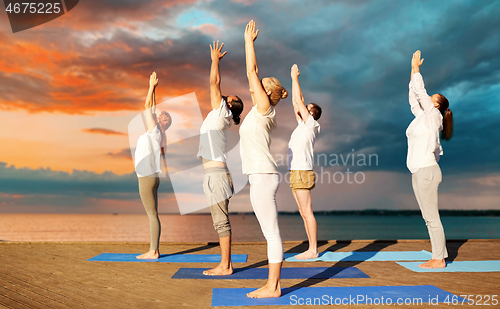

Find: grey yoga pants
<box><xmin>138</xmin><ymin>175</ymin><xmax>161</xmax><ymax>250</ymax></box>
<box><xmin>412</xmin><ymin>164</ymin><xmax>448</xmax><ymax>260</ymax></box>
<box><xmin>203</xmin><ymin>167</ymin><xmax>234</xmax><ymax>238</ymax></box>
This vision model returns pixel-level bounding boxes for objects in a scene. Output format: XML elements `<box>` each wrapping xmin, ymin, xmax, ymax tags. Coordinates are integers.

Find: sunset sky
<box><xmin>0</xmin><ymin>0</ymin><xmax>499</xmax><ymax>213</ymax></box>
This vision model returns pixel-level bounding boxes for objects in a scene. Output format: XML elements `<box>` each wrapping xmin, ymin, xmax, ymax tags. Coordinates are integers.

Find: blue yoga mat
<box><xmin>172</xmin><ymin>267</ymin><xmax>369</xmax><ymax>279</ymax></box>
<box><xmin>87</xmin><ymin>253</ymin><xmax>247</xmax><ymax>263</ymax></box>
<box><xmin>284</xmin><ymin>250</ymin><xmax>432</xmax><ymax>262</ymax></box>
<box><xmin>397</xmin><ymin>260</ymin><xmax>500</xmax><ymax>272</ymax></box>
<box><xmin>212</xmin><ymin>285</ymin><xmax>466</xmax><ymax>307</ymax></box>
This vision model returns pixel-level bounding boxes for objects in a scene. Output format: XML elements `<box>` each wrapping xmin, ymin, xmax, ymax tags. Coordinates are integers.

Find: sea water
<box><xmin>0</xmin><ymin>213</ymin><xmax>498</xmax><ymax>242</ymax></box>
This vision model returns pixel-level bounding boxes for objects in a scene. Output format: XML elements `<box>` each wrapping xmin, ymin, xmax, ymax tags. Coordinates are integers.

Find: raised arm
<box><xmin>409</xmin><ymin>83</ymin><xmax>421</xmax><ymax>117</ymax></box>
<box><xmin>409</xmin><ymin>54</ymin><xmax>422</xmax><ymax>117</ymax></box>
<box><xmin>411</xmin><ymin>50</ymin><xmax>435</xmax><ymax>114</ymax></box>
<box><xmin>244</xmin><ymin>20</ymin><xmax>270</xmax><ymax>114</ymax></box>
<box><xmin>144</xmin><ymin>72</ymin><xmax>158</xmax><ymax>132</ymax></box>
<box><xmin>291</xmin><ymin>64</ymin><xmax>310</xmax><ymax>123</ymax></box>
<box><xmin>209</xmin><ymin>41</ymin><xmax>227</xmax><ymax>110</ymax></box>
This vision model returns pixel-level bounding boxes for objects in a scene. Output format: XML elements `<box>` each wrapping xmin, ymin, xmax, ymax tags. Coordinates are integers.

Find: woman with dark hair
<box><xmin>289</xmin><ymin>64</ymin><xmax>321</xmax><ymax>260</ymax></box>
<box><xmin>407</xmin><ymin>50</ymin><xmax>453</xmax><ymax>268</ymax></box>
<box><xmin>197</xmin><ymin>41</ymin><xmax>243</xmax><ymax>276</ymax></box>
<box><xmin>134</xmin><ymin>72</ymin><xmax>171</xmax><ymax>259</ymax></box>
<box><xmin>240</xmin><ymin>20</ymin><xmax>288</xmax><ymax>298</ymax></box>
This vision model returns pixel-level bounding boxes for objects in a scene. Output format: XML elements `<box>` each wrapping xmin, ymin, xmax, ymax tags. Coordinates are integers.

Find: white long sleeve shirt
<box><xmin>406</xmin><ymin>73</ymin><xmax>443</xmax><ymax>173</ymax></box>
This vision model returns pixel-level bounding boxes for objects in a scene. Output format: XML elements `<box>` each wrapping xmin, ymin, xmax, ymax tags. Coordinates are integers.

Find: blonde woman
<box><xmin>239</xmin><ymin>20</ymin><xmax>288</xmax><ymax>298</ymax></box>
<box><xmin>134</xmin><ymin>72</ymin><xmax>171</xmax><ymax>259</ymax></box>
<box><xmin>407</xmin><ymin>50</ymin><xmax>453</xmax><ymax>268</ymax></box>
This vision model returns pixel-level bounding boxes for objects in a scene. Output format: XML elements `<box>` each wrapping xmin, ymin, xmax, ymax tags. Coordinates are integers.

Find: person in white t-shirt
<box><xmin>288</xmin><ymin>64</ymin><xmax>322</xmax><ymax>260</ymax></box>
<box><xmin>407</xmin><ymin>50</ymin><xmax>453</xmax><ymax>269</ymax></box>
<box><xmin>240</xmin><ymin>20</ymin><xmax>288</xmax><ymax>299</ymax></box>
<box><xmin>198</xmin><ymin>41</ymin><xmax>243</xmax><ymax>276</ymax></box>
<box><xmin>134</xmin><ymin>72</ymin><xmax>171</xmax><ymax>260</ymax></box>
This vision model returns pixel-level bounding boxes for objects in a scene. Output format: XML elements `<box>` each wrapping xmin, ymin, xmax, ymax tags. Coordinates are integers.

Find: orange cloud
<box><xmin>82</xmin><ymin>128</ymin><xmax>126</xmax><ymax>135</ymax></box>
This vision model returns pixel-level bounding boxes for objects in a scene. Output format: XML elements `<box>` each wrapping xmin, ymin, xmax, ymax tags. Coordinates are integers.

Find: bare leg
<box><xmin>419</xmin><ymin>259</ymin><xmax>446</xmax><ymax>268</ymax></box>
<box><xmin>203</xmin><ymin>235</ymin><xmax>233</xmax><ymax>275</ymax></box>
<box><xmin>247</xmin><ymin>262</ymin><xmax>282</xmax><ymax>298</ymax></box>
<box><xmin>292</xmin><ymin>190</ymin><xmax>318</xmax><ymax>259</ymax></box>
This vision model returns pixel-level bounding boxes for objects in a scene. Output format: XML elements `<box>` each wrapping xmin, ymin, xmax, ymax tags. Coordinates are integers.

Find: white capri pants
<box><xmin>412</xmin><ymin>164</ymin><xmax>448</xmax><ymax>260</ymax></box>
<box><xmin>249</xmin><ymin>173</ymin><xmax>283</xmax><ymax>263</ymax></box>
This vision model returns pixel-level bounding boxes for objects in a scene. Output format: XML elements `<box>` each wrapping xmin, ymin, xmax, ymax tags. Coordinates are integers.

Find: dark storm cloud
<box><xmin>1</xmin><ymin>0</ymin><xmax>499</xmax><ymax>212</ymax></box>
<box><xmin>178</xmin><ymin>0</ymin><xmax>500</xmax><ymax>174</ymax></box>
<box><xmin>206</xmin><ymin>0</ymin><xmax>500</xmax><ymax>175</ymax></box>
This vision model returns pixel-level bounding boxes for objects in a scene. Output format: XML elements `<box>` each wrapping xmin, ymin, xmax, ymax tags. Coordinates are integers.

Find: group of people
<box><xmin>132</xmin><ymin>21</ymin><xmax>454</xmax><ymax>298</ymax></box>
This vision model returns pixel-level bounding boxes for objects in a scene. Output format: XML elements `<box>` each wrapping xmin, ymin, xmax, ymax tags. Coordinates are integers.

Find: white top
<box><xmin>288</xmin><ymin>115</ymin><xmax>320</xmax><ymax>170</ymax></box>
<box><xmin>239</xmin><ymin>105</ymin><xmax>278</xmax><ymax>174</ymax></box>
<box><xmin>197</xmin><ymin>98</ymin><xmax>233</xmax><ymax>162</ymax></box>
<box><xmin>134</xmin><ymin>125</ymin><xmax>163</xmax><ymax>177</ymax></box>
<box><xmin>406</xmin><ymin>73</ymin><xmax>443</xmax><ymax>173</ymax></box>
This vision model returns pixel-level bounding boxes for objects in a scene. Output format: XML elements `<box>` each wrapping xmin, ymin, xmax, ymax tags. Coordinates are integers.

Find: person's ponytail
<box><xmin>442</xmin><ymin>108</ymin><xmax>453</xmax><ymax>141</ymax></box>
<box><xmin>435</xmin><ymin>94</ymin><xmax>453</xmax><ymax>141</ymax></box>
<box><xmin>230</xmin><ymin>96</ymin><xmax>244</xmax><ymax>125</ymax></box>
<box><xmin>233</xmin><ymin>114</ymin><xmax>241</xmax><ymax>125</ymax></box>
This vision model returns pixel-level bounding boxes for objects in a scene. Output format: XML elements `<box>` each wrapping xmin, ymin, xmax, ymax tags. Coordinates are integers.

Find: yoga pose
<box><xmin>407</xmin><ymin>50</ymin><xmax>453</xmax><ymax>268</ymax></box>
<box><xmin>240</xmin><ymin>20</ymin><xmax>288</xmax><ymax>298</ymax></box>
<box><xmin>289</xmin><ymin>64</ymin><xmax>322</xmax><ymax>260</ymax></box>
<box><xmin>197</xmin><ymin>41</ymin><xmax>243</xmax><ymax>276</ymax></box>
<box><xmin>134</xmin><ymin>72</ymin><xmax>171</xmax><ymax>259</ymax></box>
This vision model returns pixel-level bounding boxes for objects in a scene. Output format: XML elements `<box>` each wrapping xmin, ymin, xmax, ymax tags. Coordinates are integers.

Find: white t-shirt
<box><xmin>406</xmin><ymin>73</ymin><xmax>443</xmax><ymax>174</ymax></box>
<box><xmin>134</xmin><ymin>125</ymin><xmax>163</xmax><ymax>177</ymax></box>
<box><xmin>197</xmin><ymin>98</ymin><xmax>233</xmax><ymax>162</ymax></box>
<box><xmin>239</xmin><ymin>105</ymin><xmax>278</xmax><ymax>174</ymax></box>
<box><xmin>288</xmin><ymin>115</ymin><xmax>320</xmax><ymax>170</ymax></box>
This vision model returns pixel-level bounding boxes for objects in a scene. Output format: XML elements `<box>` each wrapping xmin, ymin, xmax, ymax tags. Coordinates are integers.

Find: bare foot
<box><xmin>294</xmin><ymin>250</ymin><xmax>319</xmax><ymax>260</ymax></box>
<box><xmin>247</xmin><ymin>283</ymin><xmax>281</xmax><ymax>298</ymax></box>
<box><xmin>419</xmin><ymin>259</ymin><xmax>446</xmax><ymax>268</ymax></box>
<box><xmin>203</xmin><ymin>263</ymin><xmax>233</xmax><ymax>276</ymax></box>
<box><xmin>136</xmin><ymin>250</ymin><xmax>160</xmax><ymax>259</ymax></box>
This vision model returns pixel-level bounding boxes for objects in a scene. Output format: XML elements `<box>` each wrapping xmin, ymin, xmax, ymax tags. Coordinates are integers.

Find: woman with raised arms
<box><xmin>239</xmin><ymin>20</ymin><xmax>288</xmax><ymax>298</ymax></box>
<box><xmin>197</xmin><ymin>41</ymin><xmax>243</xmax><ymax>276</ymax></box>
<box><xmin>289</xmin><ymin>64</ymin><xmax>322</xmax><ymax>260</ymax></box>
<box><xmin>134</xmin><ymin>72</ymin><xmax>171</xmax><ymax>259</ymax></box>
<box><xmin>407</xmin><ymin>50</ymin><xmax>453</xmax><ymax>268</ymax></box>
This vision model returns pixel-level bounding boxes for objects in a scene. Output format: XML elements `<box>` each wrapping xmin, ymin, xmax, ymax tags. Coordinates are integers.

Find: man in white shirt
<box><xmin>289</xmin><ymin>64</ymin><xmax>322</xmax><ymax>260</ymax></box>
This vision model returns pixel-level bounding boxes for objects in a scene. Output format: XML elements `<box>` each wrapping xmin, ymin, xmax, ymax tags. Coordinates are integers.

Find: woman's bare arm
<box><xmin>144</xmin><ymin>72</ymin><xmax>158</xmax><ymax>132</ymax></box>
<box><xmin>245</xmin><ymin>20</ymin><xmax>270</xmax><ymax>114</ymax></box>
<box><xmin>291</xmin><ymin>64</ymin><xmax>310</xmax><ymax>123</ymax></box>
<box><xmin>209</xmin><ymin>41</ymin><xmax>227</xmax><ymax>110</ymax></box>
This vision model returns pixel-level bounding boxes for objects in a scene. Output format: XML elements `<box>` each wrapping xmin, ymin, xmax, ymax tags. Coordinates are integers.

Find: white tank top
<box><xmin>239</xmin><ymin>105</ymin><xmax>278</xmax><ymax>174</ymax></box>
<box><xmin>197</xmin><ymin>98</ymin><xmax>233</xmax><ymax>162</ymax></box>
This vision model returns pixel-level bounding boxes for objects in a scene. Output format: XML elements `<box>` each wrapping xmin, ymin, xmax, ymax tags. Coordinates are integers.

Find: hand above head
<box><xmin>244</xmin><ymin>20</ymin><xmax>259</xmax><ymax>42</ymax></box>
<box><xmin>210</xmin><ymin>40</ymin><xmax>227</xmax><ymax>61</ymax></box>
<box><xmin>291</xmin><ymin>64</ymin><xmax>300</xmax><ymax>79</ymax></box>
<box><xmin>149</xmin><ymin>71</ymin><xmax>159</xmax><ymax>88</ymax></box>
<box><xmin>412</xmin><ymin>50</ymin><xmax>424</xmax><ymax>70</ymax></box>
